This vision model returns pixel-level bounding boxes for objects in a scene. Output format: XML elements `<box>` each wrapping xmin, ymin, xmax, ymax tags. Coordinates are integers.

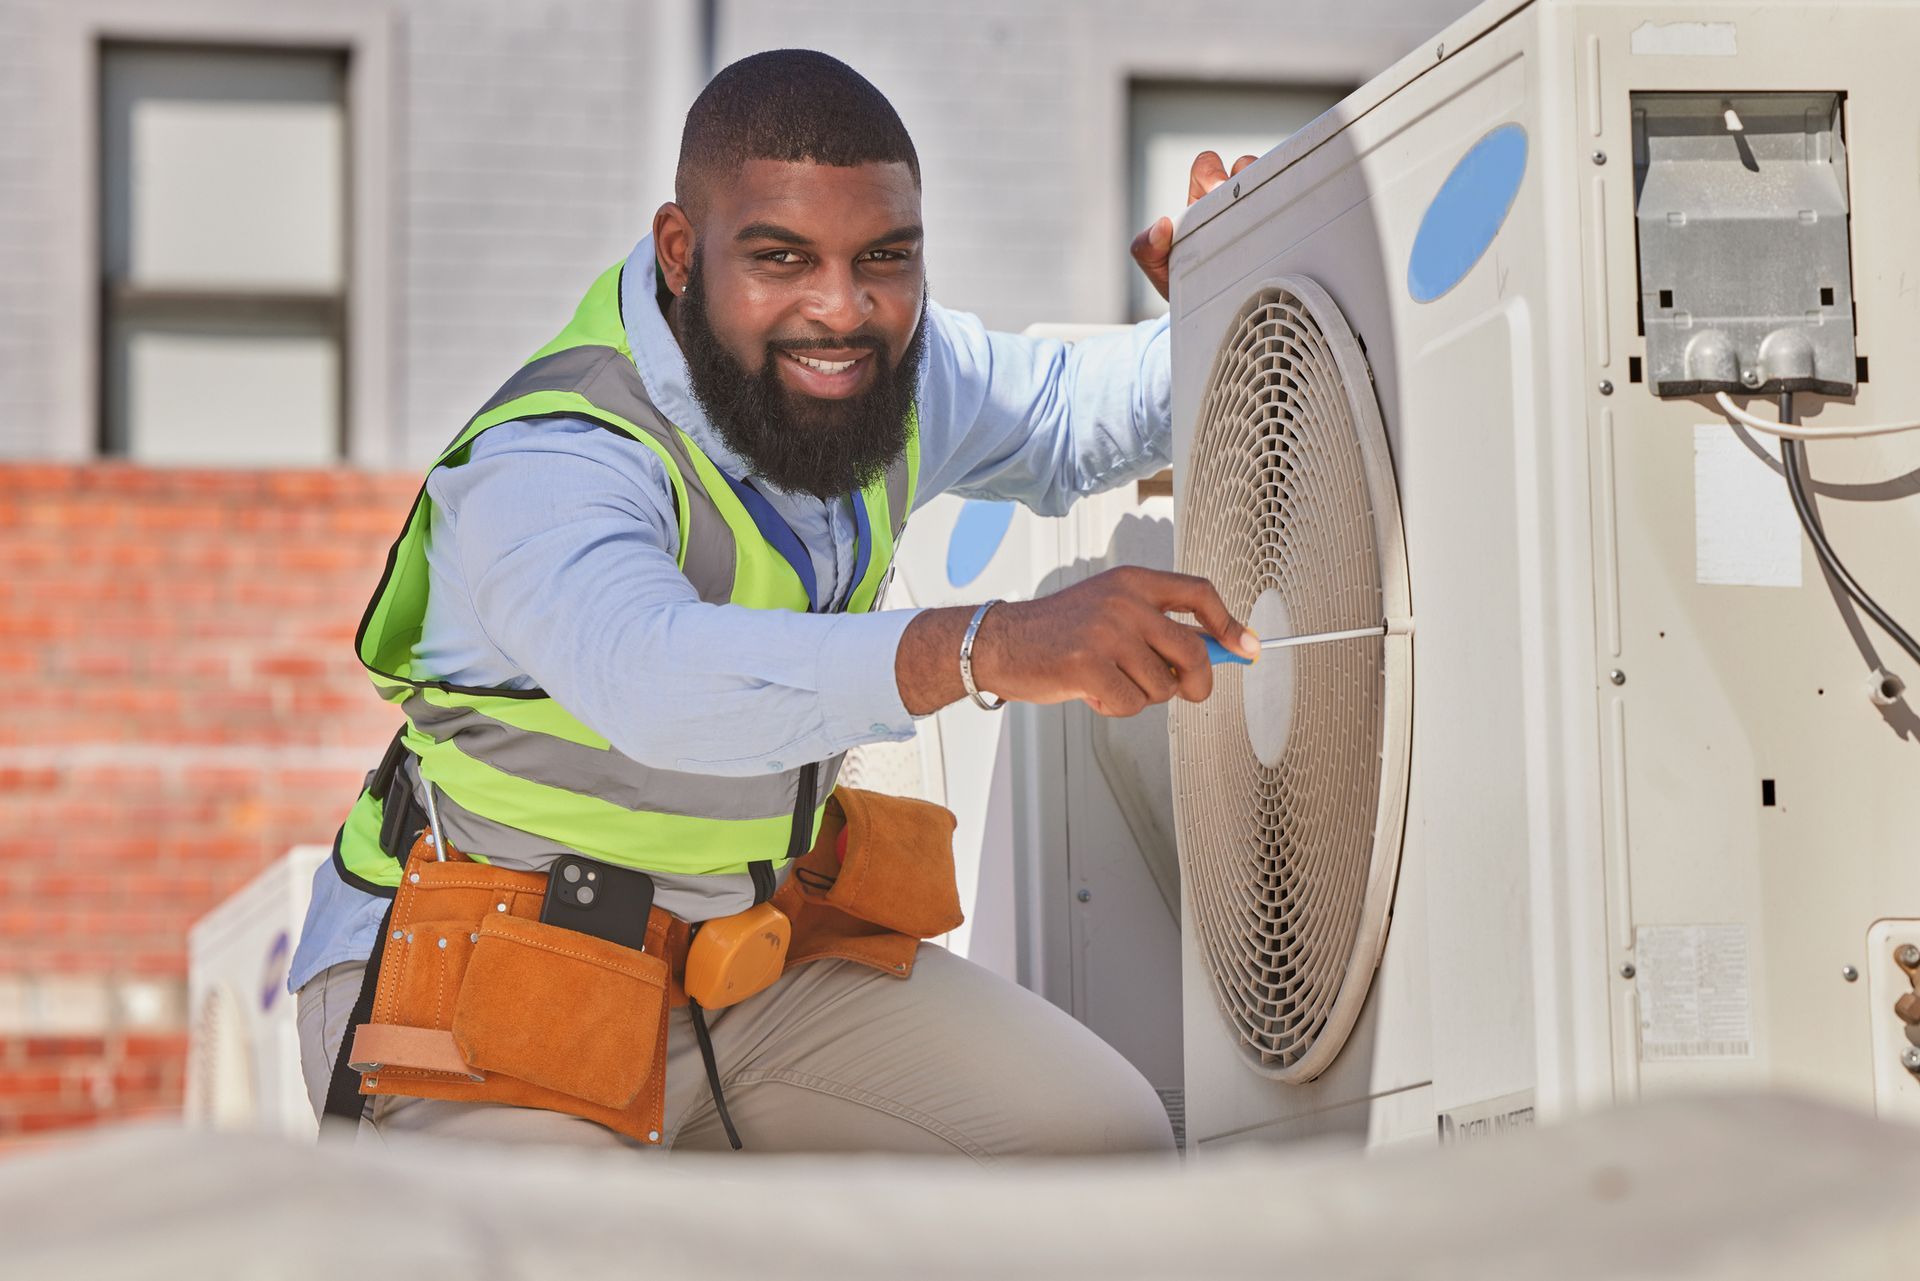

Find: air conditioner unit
<box><xmin>185</xmin><ymin>845</ymin><xmax>328</xmax><ymax>1139</ymax></box>
<box><xmin>1169</xmin><ymin>0</ymin><xmax>1920</xmax><ymax>1153</ymax></box>
<box><xmin>846</xmin><ymin>323</ymin><xmax>1186</xmax><ymax>1130</ymax></box>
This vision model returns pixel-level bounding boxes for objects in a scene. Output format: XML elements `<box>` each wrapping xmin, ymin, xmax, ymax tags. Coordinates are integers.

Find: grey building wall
<box><xmin>715</xmin><ymin>0</ymin><xmax>1473</xmax><ymax>335</ymax></box>
<box><xmin>0</xmin><ymin>0</ymin><xmax>1473</xmax><ymax>468</ymax></box>
<box><xmin>0</xmin><ymin>1</ymin><xmax>58</xmax><ymax>454</ymax></box>
<box><xmin>395</xmin><ymin>0</ymin><xmax>673</xmax><ymax>462</ymax></box>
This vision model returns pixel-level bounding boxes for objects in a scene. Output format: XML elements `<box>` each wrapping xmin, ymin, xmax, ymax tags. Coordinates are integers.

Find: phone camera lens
<box><xmin>562</xmin><ymin>864</ymin><xmax>581</xmax><ymax>883</ymax></box>
<box><xmin>576</xmin><ymin>885</ymin><xmax>596</xmax><ymax>905</ymax></box>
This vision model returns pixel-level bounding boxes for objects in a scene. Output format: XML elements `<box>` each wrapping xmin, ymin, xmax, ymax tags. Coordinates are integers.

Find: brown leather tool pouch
<box><xmin>775</xmin><ymin>786</ymin><xmax>964</xmax><ymax>978</ymax></box>
<box><xmin>453</xmin><ymin>913</ymin><xmax>667</xmax><ymax>1109</ymax></box>
<box><xmin>348</xmin><ymin>838</ymin><xmax>672</xmax><ymax>1145</ymax></box>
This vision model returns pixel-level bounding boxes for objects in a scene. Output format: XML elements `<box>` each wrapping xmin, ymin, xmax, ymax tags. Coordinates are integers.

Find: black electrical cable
<box><xmin>687</xmin><ymin>996</ymin><xmax>744</xmax><ymax>1150</ymax></box>
<box><xmin>1776</xmin><ymin>391</ymin><xmax>1920</xmax><ymax>673</ymax></box>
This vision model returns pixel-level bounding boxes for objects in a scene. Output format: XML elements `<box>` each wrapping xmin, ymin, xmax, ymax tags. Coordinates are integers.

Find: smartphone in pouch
<box><xmin>540</xmin><ymin>855</ymin><xmax>656</xmax><ymax>953</ymax></box>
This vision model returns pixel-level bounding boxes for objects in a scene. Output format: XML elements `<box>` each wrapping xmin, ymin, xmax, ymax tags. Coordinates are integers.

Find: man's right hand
<box><xmin>895</xmin><ymin>567</ymin><xmax>1257</xmax><ymax>718</ymax></box>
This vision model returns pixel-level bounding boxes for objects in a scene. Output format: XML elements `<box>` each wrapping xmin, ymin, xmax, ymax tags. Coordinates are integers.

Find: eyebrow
<box><xmin>734</xmin><ymin>222</ymin><xmax>925</xmax><ymax>250</ymax></box>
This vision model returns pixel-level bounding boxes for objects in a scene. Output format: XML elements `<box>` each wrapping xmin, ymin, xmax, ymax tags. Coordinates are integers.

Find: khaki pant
<box><xmin>297</xmin><ymin>943</ymin><xmax>1175</xmax><ymax>1161</ymax></box>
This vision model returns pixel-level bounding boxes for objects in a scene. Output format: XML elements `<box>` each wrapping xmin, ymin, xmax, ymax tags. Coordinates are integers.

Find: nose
<box><xmin>800</xmin><ymin>260</ymin><xmax>872</xmax><ymax>334</ymax></box>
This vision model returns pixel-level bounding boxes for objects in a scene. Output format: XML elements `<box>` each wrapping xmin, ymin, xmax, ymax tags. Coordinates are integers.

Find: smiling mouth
<box><xmin>788</xmin><ymin>353</ymin><xmax>861</xmax><ymax>375</ymax></box>
<box><xmin>774</xmin><ymin>348</ymin><xmax>876</xmax><ymax>400</ymax></box>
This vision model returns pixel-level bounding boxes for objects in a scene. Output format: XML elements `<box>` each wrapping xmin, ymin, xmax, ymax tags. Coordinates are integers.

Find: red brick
<box><xmin>331</xmin><ymin>505</ymin><xmax>402</xmax><ymax>536</ymax></box>
<box><xmin>127</xmin><ymin>505</ymin><xmax>225</xmax><ymax>534</ymax></box>
<box><xmin>0</xmin><ymin>1071</ymin><xmax>67</xmax><ymax>1099</ymax></box>
<box><xmin>33</xmin><ymin>872</ymin><xmax>118</xmax><ymax>899</ymax></box>
<box><xmin>30</xmin><ymin>947</ymin><xmax>121</xmax><ymax>972</ymax></box>
<box><xmin>61</xmin><ymin>651</ymin><xmax>136</xmax><ymax>681</ymax></box>
<box><xmin>18</xmin><ymin>1109</ymin><xmax>103</xmax><ymax>1134</ymax></box>
<box><xmin>0</xmin><ymin>614</ymin><xmax>71</xmax><ymax>642</ymax></box>
<box><xmin>125</xmin><ymin>951</ymin><xmax>189</xmax><ymax>977</ymax></box>
<box><xmin>59</xmin><ymin>835</ymin><xmax>157</xmax><ymax>866</ymax></box>
<box><xmin>0</xmin><ymin>540</ymin><xmax>63</xmax><ymax>573</ymax></box>
<box><xmin>22</xmin><ymin>1037</ymin><xmax>108</xmax><ymax>1063</ymax></box>
<box><xmin>251</xmin><ymin>654</ymin><xmax>334</xmax><ymax>681</ymax></box>
<box><xmin>5</xmin><ymin>466</ymin><xmax>88</xmax><ymax>492</ymax></box>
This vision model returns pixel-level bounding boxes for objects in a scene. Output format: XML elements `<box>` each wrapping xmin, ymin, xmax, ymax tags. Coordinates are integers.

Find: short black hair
<box><xmin>676</xmin><ymin>50</ymin><xmax>920</xmax><ymax>213</ymax></box>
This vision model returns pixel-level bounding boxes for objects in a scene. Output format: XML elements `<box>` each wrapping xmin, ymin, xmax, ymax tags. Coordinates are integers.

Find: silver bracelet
<box><xmin>960</xmin><ymin>600</ymin><xmax>1006</xmax><ymax>711</ymax></box>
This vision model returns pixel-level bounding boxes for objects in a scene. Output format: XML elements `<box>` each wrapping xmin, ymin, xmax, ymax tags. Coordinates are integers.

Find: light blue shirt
<box><xmin>289</xmin><ymin>235</ymin><xmax>1171</xmax><ymax>993</ymax></box>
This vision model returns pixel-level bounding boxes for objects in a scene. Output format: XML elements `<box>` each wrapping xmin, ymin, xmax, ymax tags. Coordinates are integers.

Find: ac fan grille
<box><xmin>1173</xmin><ymin>278</ymin><xmax>1410</xmax><ymax>1082</ymax></box>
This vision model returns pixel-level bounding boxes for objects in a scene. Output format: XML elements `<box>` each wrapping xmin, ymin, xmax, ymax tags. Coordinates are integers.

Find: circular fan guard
<box><xmin>1172</xmin><ymin>276</ymin><xmax>1411</xmax><ymax>1083</ymax></box>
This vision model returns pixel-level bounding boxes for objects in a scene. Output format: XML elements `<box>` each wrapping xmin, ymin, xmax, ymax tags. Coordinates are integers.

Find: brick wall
<box><xmin>0</xmin><ymin>464</ymin><xmax>414</xmax><ymax>1138</ymax></box>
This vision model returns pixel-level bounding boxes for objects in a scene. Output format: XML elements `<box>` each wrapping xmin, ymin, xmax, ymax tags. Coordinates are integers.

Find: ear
<box><xmin>652</xmin><ymin>202</ymin><xmax>696</xmax><ymax>296</ymax></box>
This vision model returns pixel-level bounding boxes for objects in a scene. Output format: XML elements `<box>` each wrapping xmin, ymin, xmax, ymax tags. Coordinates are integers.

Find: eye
<box><xmin>862</xmin><ymin>249</ymin><xmax>914</xmax><ymax>264</ymax></box>
<box><xmin>757</xmin><ymin>249</ymin><xmax>804</xmax><ymax>265</ymax></box>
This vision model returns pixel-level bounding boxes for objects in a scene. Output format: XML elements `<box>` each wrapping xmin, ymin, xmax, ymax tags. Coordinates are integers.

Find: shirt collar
<box><xmin>619</xmin><ymin>234</ymin><xmax>757</xmax><ymax>481</ymax></box>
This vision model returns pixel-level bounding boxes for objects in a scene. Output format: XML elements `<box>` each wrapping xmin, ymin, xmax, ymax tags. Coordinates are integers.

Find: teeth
<box><xmin>790</xmin><ymin>354</ymin><xmax>857</xmax><ymax>374</ymax></box>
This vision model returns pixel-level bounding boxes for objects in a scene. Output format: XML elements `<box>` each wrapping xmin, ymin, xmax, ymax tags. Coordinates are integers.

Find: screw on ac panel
<box><xmin>1897</xmin><ymin>944</ymin><xmax>1920</xmax><ymax>970</ymax></box>
<box><xmin>1598</xmin><ymin>380</ymin><xmax>1614</xmax><ymax>396</ymax></box>
<box><xmin>1232</xmin><ymin>182</ymin><xmax>1241</xmax><ymax>198</ymax></box>
<box><xmin>1902</xmin><ymin>1046</ymin><xmax>1920</xmax><ymax>1075</ymax></box>
<box><xmin>1609</xmin><ymin>670</ymin><xmax>1627</xmax><ymax>686</ymax></box>
<box><xmin>1592</xmin><ymin>150</ymin><xmax>1607</xmax><ymax>166</ymax></box>
<box><xmin>1620</xmin><ymin>962</ymin><xmax>1636</xmax><ymax>980</ymax></box>
<box><xmin>1741</xmin><ymin>369</ymin><xmax>1761</xmax><ymax>387</ymax></box>
<box><xmin>1841</xmin><ymin>964</ymin><xmax>1859</xmax><ymax>982</ymax></box>
<box><xmin>1435</xmin><ymin>42</ymin><xmax>1445</xmax><ymax>59</ymax></box>
<box><xmin>1076</xmin><ymin>888</ymin><xmax>1093</xmax><ymax>903</ymax></box>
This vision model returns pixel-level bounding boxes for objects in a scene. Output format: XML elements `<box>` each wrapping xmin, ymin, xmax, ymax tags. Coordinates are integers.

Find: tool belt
<box><xmin>323</xmin><ymin>786</ymin><xmax>962</xmax><ymax>1146</ymax></box>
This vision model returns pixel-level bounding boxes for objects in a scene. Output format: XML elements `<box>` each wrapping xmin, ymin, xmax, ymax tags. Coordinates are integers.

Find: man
<box><xmin>292</xmin><ymin>49</ymin><xmax>1259</xmax><ymax>1157</ymax></box>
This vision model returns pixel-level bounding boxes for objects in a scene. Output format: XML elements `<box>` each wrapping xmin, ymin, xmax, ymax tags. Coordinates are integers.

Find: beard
<box><xmin>673</xmin><ymin>253</ymin><xmax>928</xmax><ymax>500</ymax></box>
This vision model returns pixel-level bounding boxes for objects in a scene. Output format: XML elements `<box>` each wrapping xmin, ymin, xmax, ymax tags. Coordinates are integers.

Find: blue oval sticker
<box><xmin>946</xmin><ymin>499</ymin><xmax>1016</xmax><ymax>588</ymax></box>
<box><xmin>1407</xmin><ymin>123</ymin><xmax>1527</xmax><ymax>303</ymax></box>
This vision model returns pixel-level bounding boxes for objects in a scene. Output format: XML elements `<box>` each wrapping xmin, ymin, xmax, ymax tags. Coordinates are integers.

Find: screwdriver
<box><xmin>1201</xmin><ymin>624</ymin><xmax>1388</xmax><ymax>666</ymax></box>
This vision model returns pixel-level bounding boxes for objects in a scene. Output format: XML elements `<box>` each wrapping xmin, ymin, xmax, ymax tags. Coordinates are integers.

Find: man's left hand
<box><xmin>1131</xmin><ymin>150</ymin><xmax>1258</xmax><ymax>303</ymax></box>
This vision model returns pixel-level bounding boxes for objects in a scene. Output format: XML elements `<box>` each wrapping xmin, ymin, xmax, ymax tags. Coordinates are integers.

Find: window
<box><xmin>1127</xmin><ymin>82</ymin><xmax>1347</xmax><ymax>321</ymax></box>
<box><xmin>99</xmin><ymin>44</ymin><xmax>347</xmax><ymax>465</ymax></box>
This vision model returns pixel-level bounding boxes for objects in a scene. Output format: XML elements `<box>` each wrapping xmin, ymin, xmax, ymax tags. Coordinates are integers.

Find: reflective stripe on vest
<box><xmin>337</xmin><ymin>261</ymin><xmax>920</xmax><ymax>890</ymax></box>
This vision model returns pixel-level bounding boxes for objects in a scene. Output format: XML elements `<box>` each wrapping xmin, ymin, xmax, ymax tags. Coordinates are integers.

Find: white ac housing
<box><xmin>1171</xmin><ymin>0</ymin><xmax>1920</xmax><ymax>1152</ymax></box>
<box><xmin>185</xmin><ymin>845</ymin><xmax>327</xmax><ymax>1139</ymax></box>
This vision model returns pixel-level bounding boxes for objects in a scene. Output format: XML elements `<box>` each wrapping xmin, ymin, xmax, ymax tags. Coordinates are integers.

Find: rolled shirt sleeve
<box><xmin>911</xmin><ymin>302</ymin><xmax>1173</xmax><ymax>517</ymax></box>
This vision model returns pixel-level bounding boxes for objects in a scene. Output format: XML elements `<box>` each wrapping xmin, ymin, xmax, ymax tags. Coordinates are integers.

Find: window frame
<box><xmin>48</xmin><ymin>1</ymin><xmax>395</xmax><ymax>467</ymax></box>
<box><xmin>1122</xmin><ymin>77</ymin><xmax>1356</xmax><ymax>324</ymax></box>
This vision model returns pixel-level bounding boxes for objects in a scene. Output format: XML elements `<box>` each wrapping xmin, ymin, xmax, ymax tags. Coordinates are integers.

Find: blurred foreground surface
<box><xmin>0</xmin><ymin>1092</ymin><xmax>1908</xmax><ymax>1279</ymax></box>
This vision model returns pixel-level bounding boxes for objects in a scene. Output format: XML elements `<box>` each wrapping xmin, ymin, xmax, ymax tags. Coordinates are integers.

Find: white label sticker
<box><xmin>1630</xmin><ymin>21</ymin><xmax>1738</xmax><ymax>56</ymax></box>
<box><xmin>1694</xmin><ymin>425</ymin><xmax>1802</xmax><ymax>588</ymax></box>
<box><xmin>1437</xmin><ymin>1091</ymin><xmax>1537</xmax><ymax>1144</ymax></box>
<box><xmin>1636</xmin><ymin>924</ymin><xmax>1754</xmax><ymax>1060</ymax></box>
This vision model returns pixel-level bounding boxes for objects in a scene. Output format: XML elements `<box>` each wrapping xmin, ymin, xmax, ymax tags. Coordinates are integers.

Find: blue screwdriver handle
<box><xmin>1204</xmin><ymin>635</ymin><xmax>1253</xmax><ymax>666</ymax></box>
<box><xmin>1202</xmin><ymin>623</ymin><xmax>1390</xmax><ymax>665</ymax></box>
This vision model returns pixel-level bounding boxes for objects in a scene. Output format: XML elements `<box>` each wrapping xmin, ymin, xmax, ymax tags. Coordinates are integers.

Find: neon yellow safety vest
<box><xmin>334</xmin><ymin>261</ymin><xmax>920</xmax><ymax>894</ymax></box>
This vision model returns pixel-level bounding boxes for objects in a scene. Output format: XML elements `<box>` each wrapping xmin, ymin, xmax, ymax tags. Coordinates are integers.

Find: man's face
<box><xmin>664</xmin><ymin>159</ymin><xmax>927</xmax><ymax>498</ymax></box>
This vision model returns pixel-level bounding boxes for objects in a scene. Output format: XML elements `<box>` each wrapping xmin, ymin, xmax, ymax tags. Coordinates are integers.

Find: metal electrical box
<box><xmin>1632</xmin><ymin>91</ymin><xmax>1856</xmax><ymax>397</ymax></box>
